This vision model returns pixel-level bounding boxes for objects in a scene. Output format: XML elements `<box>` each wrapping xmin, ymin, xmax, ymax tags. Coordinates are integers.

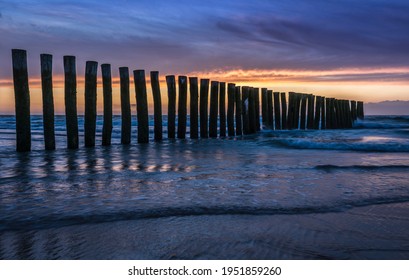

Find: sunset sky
<box><xmin>1</xmin><ymin>0</ymin><xmax>408</xmax><ymax>114</ymax></box>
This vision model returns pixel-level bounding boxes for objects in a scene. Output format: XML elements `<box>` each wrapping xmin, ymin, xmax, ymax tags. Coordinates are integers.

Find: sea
<box><xmin>1</xmin><ymin>115</ymin><xmax>409</xmax><ymax>259</ymax></box>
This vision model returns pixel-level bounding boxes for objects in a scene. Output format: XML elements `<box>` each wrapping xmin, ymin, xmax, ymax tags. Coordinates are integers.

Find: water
<box><xmin>1</xmin><ymin>115</ymin><xmax>409</xmax><ymax>259</ymax></box>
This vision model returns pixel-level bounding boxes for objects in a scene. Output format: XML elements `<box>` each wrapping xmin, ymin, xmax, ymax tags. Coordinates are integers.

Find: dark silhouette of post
<box><xmin>281</xmin><ymin>92</ymin><xmax>287</xmax><ymax>130</ymax></box>
<box><xmin>267</xmin><ymin>90</ymin><xmax>273</xmax><ymax>129</ymax></box>
<box><xmin>351</xmin><ymin>100</ymin><xmax>357</xmax><ymax>121</ymax></box>
<box><xmin>227</xmin><ymin>83</ymin><xmax>235</xmax><ymax>136</ymax></box>
<box><xmin>255</xmin><ymin>88</ymin><xmax>261</xmax><ymax>131</ymax></box>
<box><xmin>102</xmin><ymin>64</ymin><xmax>113</xmax><ymax>146</ymax></box>
<box><xmin>235</xmin><ymin>86</ymin><xmax>242</xmax><ymax>136</ymax></box>
<box><xmin>64</xmin><ymin>55</ymin><xmax>78</xmax><ymax>149</ymax></box>
<box><xmin>242</xmin><ymin>86</ymin><xmax>250</xmax><ymax>134</ymax></box>
<box><xmin>314</xmin><ymin>96</ymin><xmax>322</xmax><ymax>130</ymax></box>
<box><xmin>150</xmin><ymin>71</ymin><xmax>163</xmax><ymax>141</ymax></box>
<box><xmin>219</xmin><ymin>82</ymin><xmax>226</xmax><ymax>137</ymax></box>
<box><xmin>119</xmin><ymin>67</ymin><xmax>131</xmax><ymax>144</ymax></box>
<box><xmin>189</xmin><ymin>77</ymin><xmax>199</xmax><ymax>139</ymax></box>
<box><xmin>84</xmin><ymin>61</ymin><xmax>98</xmax><ymax>147</ymax></box>
<box><xmin>166</xmin><ymin>75</ymin><xmax>176</xmax><ymax>139</ymax></box>
<box><xmin>325</xmin><ymin>98</ymin><xmax>331</xmax><ymax>129</ymax></box>
<box><xmin>357</xmin><ymin>101</ymin><xmax>364</xmax><ymax>120</ymax></box>
<box><xmin>209</xmin><ymin>81</ymin><xmax>219</xmax><ymax>138</ymax></box>
<box><xmin>321</xmin><ymin>97</ymin><xmax>326</xmax><ymax>129</ymax></box>
<box><xmin>300</xmin><ymin>94</ymin><xmax>307</xmax><ymax>130</ymax></box>
<box><xmin>200</xmin><ymin>79</ymin><xmax>210</xmax><ymax>138</ymax></box>
<box><xmin>248</xmin><ymin>87</ymin><xmax>257</xmax><ymax>134</ymax></box>
<box><xmin>307</xmin><ymin>94</ymin><xmax>315</xmax><ymax>129</ymax></box>
<box><xmin>177</xmin><ymin>76</ymin><xmax>188</xmax><ymax>139</ymax></box>
<box><xmin>134</xmin><ymin>70</ymin><xmax>149</xmax><ymax>143</ymax></box>
<box><xmin>12</xmin><ymin>49</ymin><xmax>31</xmax><ymax>152</ymax></box>
<box><xmin>273</xmin><ymin>92</ymin><xmax>280</xmax><ymax>130</ymax></box>
<box><xmin>294</xmin><ymin>93</ymin><xmax>302</xmax><ymax>129</ymax></box>
<box><xmin>261</xmin><ymin>88</ymin><xmax>268</xmax><ymax>127</ymax></box>
<box><xmin>287</xmin><ymin>92</ymin><xmax>295</xmax><ymax>129</ymax></box>
<box><xmin>40</xmin><ymin>53</ymin><xmax>55</xmax><ymax>150</ymax></box>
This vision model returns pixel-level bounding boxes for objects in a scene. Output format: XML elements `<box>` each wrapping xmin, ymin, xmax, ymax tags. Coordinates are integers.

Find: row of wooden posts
<box><xmin>11</xmin><ymin>49</ymin><xmax>364</xmax><ymax>152</ymax></box>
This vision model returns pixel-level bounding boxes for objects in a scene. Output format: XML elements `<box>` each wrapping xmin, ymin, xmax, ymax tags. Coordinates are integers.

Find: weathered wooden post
<box><xmin>219</xmin><ymin>82</ymin><xmax>227</xmax><ymax>137</ymax></box>
<box><xmin>300</xmin><ymin>94</ymin><xmax>307</xmax><ymax>130</ymax></box>
<box><xmin>40</xmin><ymin>53</ymin><xmax>55</xmax><ymax>150</ymax></box>
<box><xmin>325</xmin><ymin>98</ymin><xmax>331</xmax><ymax>129</ymax></box>
<box><xmin>200</xmin><ymin>79</ymin><xmax>210</xmax><ymax>138</ymax></box>
<box><xmin>273</xmin><ymin>92</ymin><xmax>281</xmax><ymax>130</ymax></box>
<box><xmin>101</xmin><ymin>64</ymin><xmax>113</xmax><ymax>146</ymax></box>
<box><xmin>150</xmin><ymin>71</ymin><xmax>163</xmax><ymax>141</ymax></box>
<box><xmin>294</xmin><ymin>93</ymin><xmax>302</xmax><ymax>129</ymax></box>
<box><xmin>281</xmin><ymin>92</ymin><xmax>287</xmax><ymax>130</ymax></box>
<box><xmin>64</xmin><ymin>55</ymin><xmax>79</xmax><ymax>149</ymax></box>
<box><xmin>209</xmin><ymin>81</ymin><xmax>219</xmax><ymax>138</ymax></box>
<box><xmin>84</xmin><ymin>61</ymin><xmax>98</xmax><ymax>147</ymax></box>
<box><xmin>255</xmin><ymin>88</ymin><xmax>261</xmax><ymax>131</ymax></box>
<box><xmin>189</xmin><ymin>77</ymin><xmax>199</xmax><ymax>139</ymax></box>
<box><xmin>314</xmin><ymin>96</ymin><xmax>322</xmax><ymax>129</ymax></box>
<box><xmin>227</xmin><ymin>83</ymin><xmax>235</xmax><ymax>136</ymax></box>
<box><xmin>119</xmin><ymin>67</ymin><xmax>131</xmax><ymax>144</ymax></box>
<box><xmin>242</xmin><ymin>86</ymin><xmax>250</xmax><ymax>134</ymax></box>
<box><xmin>357</xmin><ymin>101</ymin><xmax>364</xmax><ymax>120</ymax></box>
<box><xmin>321</xmin><ymin>97</ymin><xmax>326</xmax><ymax>129</ymax></box>
<box><xmin>287</xmin><ymin>92</ymin><xmax>295</xmax><ymax>129</ymax></box>
<box><xmin>134</xmin><ymin>70</ymin><xmax>149</xmax><ymax>143</ymax></box>
<box><xmin>346</xmin><ymin>100</ymin><xmax>353</xmax><ymax>128</ymax></box>
<box><xmin>267</xmin><ymin>90</ymin><xmax>273</xmax><ymax>129</ymax></box>
<box><xmin>335</xmin><ymin>99</ymin><xmax>342</xmax><ymax>128</ymax></box>
<box><xmin>235</xmin><ymin>86</ymin><xmax>243</xmax><ymax>136</ymax></box>
<box><xmin>331</xmin><ymin>98</ymin><xmax>338</xmax><ymax>129</ymax></box>
<box><xmin>178</xmin><ymin>76</ymin><xmax>188</xmax><ymax>139</ymax></box>
<box><xmin>12</xmin><ymin>49</ymin><xmax>31</xmax><ymax>152</ymax></box>
<box><xmin>261</xmin><ymin>88</ymin><xmax>268</xmax><ymax>127</ymax></box>
<box><xmin>248</xmin><ymin>87</ymin><xmax>257</xmax><ymax>134</ymax></box>
<box><xmin>307</xmin><ymin>94</ymin><xmax>315</xmax><ymax>129</ymax></box>
<box><xmin>166</xmin><ymin>75</ymin><xmax>176</xmax><ymax>139</ymax></box>
<box><xmin>351</xmin><ymin>100</ymin><xmax>357</xmax><ymax>121</ymax></box>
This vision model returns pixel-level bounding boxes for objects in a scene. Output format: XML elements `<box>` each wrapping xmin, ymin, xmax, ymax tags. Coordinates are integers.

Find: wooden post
<box><xmin>178</xmin><ymin>76</ymin><xmax>188</xmax><ymax>139</ymax></box>
<box><xmin>314</xmin><ymin>96</ymin><xmax>321</xmax><ymax>130</ymax></box>
<box><xmin>255</xmin><ymin>88</ymin><xmax>261</xmax><ymax>131</ymax></box>
<box><xmin>346</xmin><ymin>100</ymin><xmax>353</xmax><ymax>128</ymax></box>
<box><xmin>273</xmin><ymin>92</ymin><xmax>280</xmax><ymax>130</ymax></box>
<box><xmin>40</xmin><ymin>53</ymin><xmax>55</xmax><ymax>150</ymax></box>
<box><xmin>84</xmin><ymin>61</ymin><xmax>98</xmax><ymax>147</ymax></box>
<box><xmin>287</xmin><ymin>92</ymin><xmax>295</xmax><ymax>129</ymax></box>
<box><xmin>357</xmin><ymin>101</ymin><xmax>364</xmax><ymax>120</ymax></box>
<box><xmin>294</xmin><ymin>93</ymin><xmax>302</xmax><ymax>129</ymax></box>
<box><xmin>335</xmin><ymin>99</ymin><xmax>342</xmax><ymax>128</ymax></box>
<box><xmin>249</xmin><ymin>87</ymin><xmax>257</xmax><ymax>134</ymax></box>
<box><xmin>235</xmin><ymin>86</ymin><xmax>242</xmax><ymax>136</ymax></box>
<box><xmin>267</xmin><ymin>90</ymin><xmax>273</xmax><ymax>129</ymax></box>
<box><xmin>351</xmin><ymin>100</ymin><xmax>357</xmax><ymax>121</ymax></box>
<box><xmin>227</xmin><ymin>83</ymin><xmax>235</xmax><ymax>136</ymax></box>
<box><xmin>12</xmin><ymin>49</ymin><xmax>31</xmax><ymax>152</ymax></box>
<box><xmin>200</xmin><ymin>79</ymin><xmax>210</xmax><ymax>138</ymax></box>
<box><xmin>150</xmin><ymin>71</ymin><xmax>163</xmax><ymax>141</ymax></box>
<box><xmin>281</xmin><ymin>92</ymin><xmax>287</xmax><ymax>130</ymax></box>
<box><xmin>101</xmin><ymin>64</ymin><xmax>113</xmax><ymax>146</ymax></box>
<box><xmin>119</xmin><ymin>67</ymin><xmax>131</xmax><ymax>144</ymax></box>
<box><xmin>189</xmin><ymin>77</ymin><xmax>199</xmax><ymax>139</ymax></box>
<box><xmin>261</xmin><ymin>88</ymin><xmax>268</xmax><ymax>127</ymax></box>
<box><xmin>219</xmin><ymin>82</ymin><xmax>227</xmax><ymax>137</ymax></box>
<box><xmin>133</xmin><ymin>70</ymin><xmax>149</xmax><ymax>143</ymax></box>
<box><xmin>321</xmin><ymin>97</ymin><xmax>326</xmax><ymax>129</ymax></box>
<box><xmin>166</xmin><ymin>75</ymin><xmax>176</xmax><ymax>139</ymax></box>
<box><xmin>64</xmin><ymin>55</ymin><xmax>78</xmax><ymax>149</ymax></box>
<box><xmin>331</xmin><ymin>98</ymin><xmax>338</xmax><ymax>129</ymax></box>
<box><xmin>307</xmin><ymin>94</ymin><xmax>315</xmax><ymax>129</ymax></box>
<box><xmin>209</xmin><ymin>81</ymin><xmax>219</xmax><ymax>138</ymax></box>
<box><xmin>242</xmin><ymin>86</ymin><xmax>250</xmax><ymax>134</ymax></box>
<box><xmin>300</xmin><ymin>94</ymin><xmax>307</xmax><ymax>130</ymax></box>
<box><xmin>325</xmin><ymin>98</ymin><xmax>331</xmax><ymax>129</ymax></box>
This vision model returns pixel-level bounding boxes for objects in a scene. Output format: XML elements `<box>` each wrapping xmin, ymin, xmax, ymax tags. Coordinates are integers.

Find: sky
<box><xmin>1</xmin><ymin>0</ymin><xmax>409</xmax><ymax>114</ymax></box>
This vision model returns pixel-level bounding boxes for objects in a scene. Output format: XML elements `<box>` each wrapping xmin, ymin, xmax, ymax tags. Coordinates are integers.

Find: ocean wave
<box><xmin>2</xmin><ymin>196</ymin><xmax>409</xmax><ymax>232</ymax></box>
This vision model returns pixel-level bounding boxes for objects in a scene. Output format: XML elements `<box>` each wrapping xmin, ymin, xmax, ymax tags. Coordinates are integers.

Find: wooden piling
<box><xmin>351</xmin><ymin>100</ymin><xmax>357</xmax><ymax>121</ymax></box>
<box><xmin>12</xmin><ymin>49</ymin><xmax>31</xmax><ymax>152</ymax></box>
<box><xmin>40</xmin><ymin>53</ymin><xmax>55</xmax><ymax>150</ymax></box>
<box><xmin>227</xmin><ymin>83</ymin><xmax>235</xmax><ymax>136</ymax></box>
<box><xmin>150</xmin><ymin>71</ymin><xmax>163</xmax><ymax>141</ymax></box>
<box><xmin>242</xmin><ymin>86</ymin><xmax>250</xmax><ymax>135</ymax></box>
<box><xmin>261</xmin><ymin>88</ymin><xmax>268</xmax><ymax>127</ymax></box>
<box><xmin>325</xmin><ymin>98</ymin><xmax>331</xmax><ymax>129</ymax></box>
<box><xmin>63</xmin><ymin>55</ymin><xmax>79</xmax><ymax>149</ymax></box>
<box><xmin>357</xmin><ymin>101</ymin><xmax>364</xmax><ymax>119</ymax></box>
<box><xmin>235</xmin><ymin>86</ymin><xmax>242</xmax><ymax>136</ymax></box>
<box><xmin>200</xmin><ymin>79</ymin><xmax>210</xmax><ymax>138</ymax></box>
<box><xmin>294</xmin><ymin>93</ymin><xmax>302</xmax><ymax>129</ymax></box>
<box><xmin>177</xmin><ymin>76</ymin><xmax>188</xmax><ymax>139</ymax></box>
<box><xmin>267</xmin><ymin>90</ymin><xmax>273</xmax><ymax>129</ymax></box>
<box><xmin>248</xmin><ymin>87</ymin><xmax>257</xmax><ymax>134</ymax></box>
<box><xmin>321</xmin><ymin>97</ymin><xmax>326</xmax><ymax>130</ymax></box>
<box><xmin>255</xmin><ymin>88</ymin><xmax>261</xmax><ymax>131</ymax></box>
<box><xmin>307</xmin><ymin>94</ymin><xmax>315</xmax><ymax>129</ymax></box>
<box><xmin>300</xmin><ymin>94</ymin><xmax>307</xmax><ymax>130</ymax></box>
<box><xmin>273</xmin><ymin>92</ymin><xmax>281</xmax><ymax>130</ymax></box>
<box><xmin>219</xmin><ymin>82</ymin><xmax>227</xmax><ymax>137</ymax></box>
<box><xmin>287</xmin><ymin>92</ymin><xmax>295</xmax><ymax>129</ymax></box>
<box><xmin>101</xmin><ymin>64</ymin><xmax>113</xmax><ymax>146</ymax></box>
<box><xmin>314</xmin><ymin>96</ymin><xmax>321</xmax><ymax>130</ymax></box>
<box><xmin>84</xmin><ymin>61</ymin><xmax>98</xmax><ymax>147</ymax></box>
<box><xmin>133</xmin><ymin>70</ymin><xmax>149</xmax><ymax>143</ymax></box>
<box><xmin>166</xmin><ymin>75</ymin><xmax>176</xmax><ymax>139</ymax></box>
<box><xmin>346</xmin><ymin>100</ymin><xmax>353</xmax><ymax>128</ymax></box>
<box><xmin>119</xmin><ymin>67</ymin><xmax>131</xmax><ymax>144</ymax></box>
<box><xmin>189</xmin><ymin>77</ymin><xmax>199</xmax><ymax>139</ymax></box>
<box><xmin>209</xmin><ymin>81</ymin><xmax>219</xmax><ymax>138</ymax></box>
<box><xmin>281</xmin><ymin>92</ymin><xmax>287</xmax><ymax>130</ymax></box>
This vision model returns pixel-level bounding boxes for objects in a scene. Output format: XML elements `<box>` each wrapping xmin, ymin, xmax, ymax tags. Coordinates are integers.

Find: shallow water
<box><xmin>1</xmin><ymin>115</ymin><xmax>409</xmax><ymax>259</ymax></box>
